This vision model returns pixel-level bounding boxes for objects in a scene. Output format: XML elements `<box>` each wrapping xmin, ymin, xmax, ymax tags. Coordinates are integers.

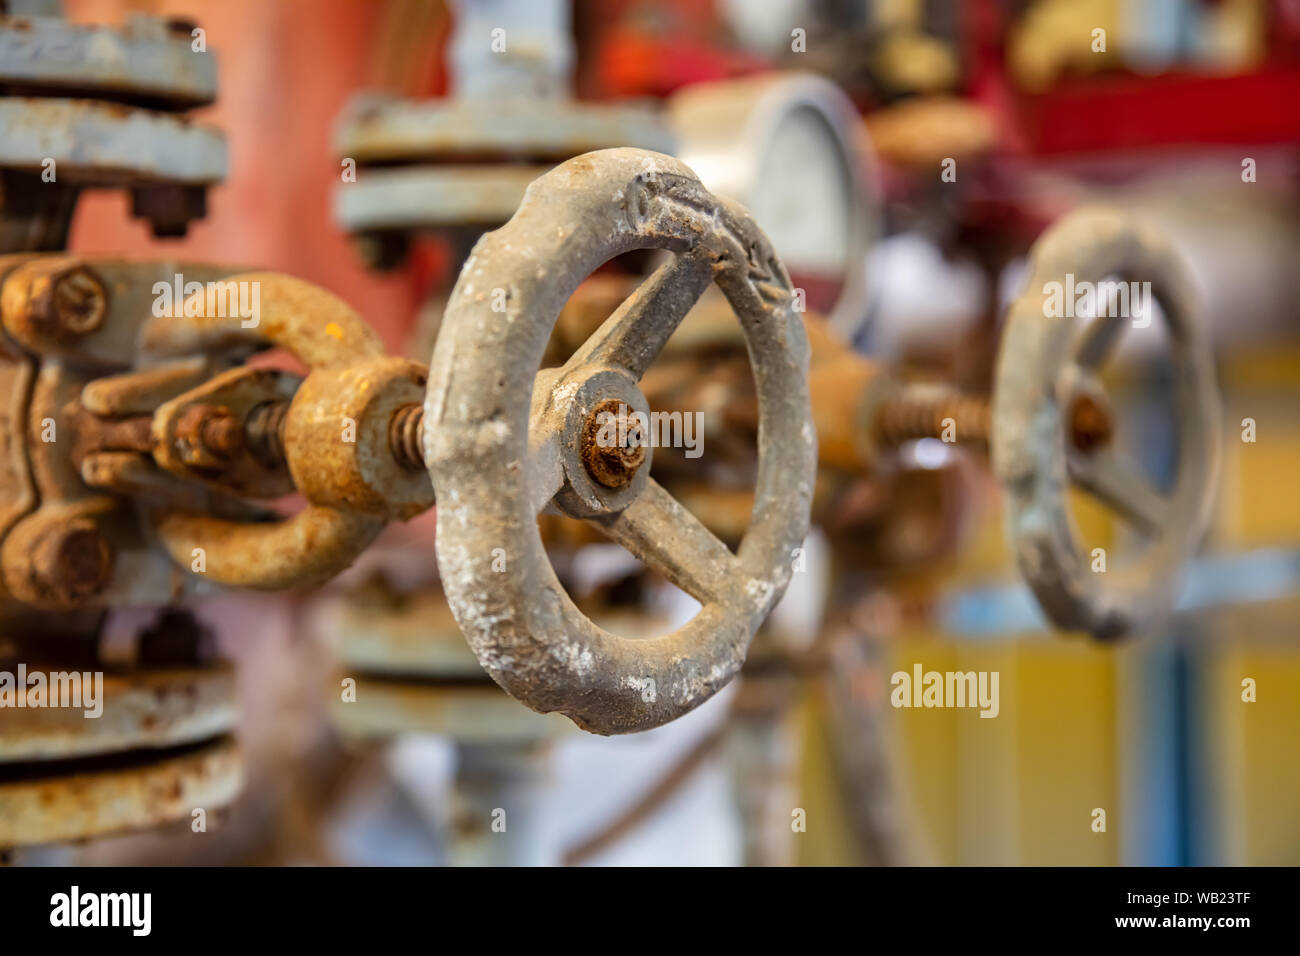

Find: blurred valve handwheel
<box><xmin>993</xmin><ymin>207</ymin><xmax>1221</xmax><ymax>639</ymax></box>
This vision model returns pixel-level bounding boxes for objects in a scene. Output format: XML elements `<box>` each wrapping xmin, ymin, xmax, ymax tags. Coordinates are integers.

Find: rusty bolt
<box><xmin>13</xmin><ymin>261</ymin><xmax>110</xmax><ymax>343</ymax></box>
<box><xmin>1067</xmin><ymin>392</ymin><xmax>1114</xmax><ymax>454</ymax></box>
<box><xmin>131</xmin><ymin>183</ymin><xmax>209</xmax><ymax>240</ymax></box>
<box><xmin>52</xmin><ymin>267</ymin><xmax>108</xmax><ymax>337</ymax></box>
<box><xmin>31</xmin><ymin>518</ymin><xmax>114</xmax><ymax>603</ymax></box>
<box><xmin>174</xmin><ymin>404</ymin><xmax>244</xmax><ymax>470</ymax></box>
<box><xmin>581</xmin><ymin>398</ymin><xmax>647</xmax><ymax>489</ymax></box>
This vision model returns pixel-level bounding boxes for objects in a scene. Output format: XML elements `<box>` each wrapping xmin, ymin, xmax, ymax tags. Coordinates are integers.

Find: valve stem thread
<box><xmin>874</xmin><ymin>390</ymin><xmax>990</xmax><ymax>448</ymax></box>
<box><xmin>235</xmin><ymin>400</ymin><xmax>428</xmax><ymax>472</ymax></box>
<box><xmin>390</xmin><ymin>403</ymin><xmax>425</xmax><ymax>471</ymax></box>
<box><xmin>245</xmin><ymin>400</ymin><xmax>290</xmax><ymax>469</ymax></box>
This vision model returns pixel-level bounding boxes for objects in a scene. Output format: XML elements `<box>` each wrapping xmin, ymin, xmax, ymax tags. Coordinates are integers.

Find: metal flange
<box><xmin>0</xmin><ymin>11</ymin><xmax>225</xmax><ymax>247</ymax></box>
<box><xmin>0</xmin><ymin>98</ymin><xmax>225</xmax><ymax>185</ymax></box>
<box><xmin>0</xmin><ymin>12</ymin><xmax>216</xmax><ymax>107</ymax></box>
<box><xmin>333</xmin><ymin>96</ymin><xmax>672</xmax><ymax>238</ymax></box>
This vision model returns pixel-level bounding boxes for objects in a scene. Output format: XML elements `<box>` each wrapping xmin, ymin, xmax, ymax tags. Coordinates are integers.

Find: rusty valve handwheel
<box><xmin>993</xmin><ymin>207</ymin><xmax>1220</xmax><ymax>639</ymax></box>
<box><xmin>425</xmin><ymin>148</ymin><xmax>815</xmax><ymax>734</ymax></box>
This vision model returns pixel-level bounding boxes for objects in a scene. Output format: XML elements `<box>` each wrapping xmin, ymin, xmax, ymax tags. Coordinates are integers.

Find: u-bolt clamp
<box><xmin>145</xmin><ymin>273</ymin><xmax>433</xmax><ymax>591</ymax></box>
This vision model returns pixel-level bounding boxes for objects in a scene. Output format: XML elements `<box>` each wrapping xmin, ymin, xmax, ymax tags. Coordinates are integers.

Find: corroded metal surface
<box><xmin>333</xmin><ymin>0</ymin><xmax>669</xmax><ymax>248</ymax></box>
<box><xmin>148</xmin><ymin>273</ymin><xmax>392</xmax><ymax>591</ymax></box>
<box><xmin>873</xmin><ymin>386</ymin><xmax>991</xmax><ymax>450</ymax></box>
<box><xmin>284</xmin><ymin>355</ymin><xmax>433</xmax><ymax>520</ymax></box>
<box><xmin>0</xmin><ymin>736</ymin><xmax>241</xmax><ymax>848</ymax></box>
<box><xmin>324</xmin><ymin>587</ymin><xmax>672</xmax><ymax>742</ymax></box>
<box><xmin>337</xmin><ymin>97</ymin><xmax>673</xmax><ymax>166</ymax></box>
<box><xmin>333</xmin><ymin>91</ymin><xmax>673</xmax><ymax>244</ymax></box>
<box><xmin>579</xmin><ymin>397</ymin><xmax>647</xmax><ymax>489</ymax></box>
<box><xmin>325</xmin><ymin>586</ymin><xmax>487</xmax><ymax>679</ymax></box>
<box><xmin>331</xmin><ymin>680</ymin><xmax>570</xmax><ymax>745</ymax></box>
<box><xmin>2</xmin><ymin>256</ymin><xmax>107</xmax><ymax>343</ymax></box>
<box><xmin>0</xmin><ymin>664</ymin><xmax>237</xmax><ymax>761</ymax></box>
<box><xmin>0</xmin><ymin>11</ymin><xmax>224</xmax><ymax>248</ymax></box>
<box><xmin>1</xmin><ymin>258</ymin><xmax>237</xmax><ymax>611</ymax></box>
<box><xmin>0</xmin><ymin>98</ymin><xmax>225</xmax><ymax>184</ymax></box>
<box><xmin>0</xmin><ymin>259</ymin><xmax>429</xmax><ymax>609</ymax></box>
<box><xmin>425</xmin><ymin>148</ymin><xmax>815</xmax><ymax>734</ymax></box>
<box><xmin>992</xmin><ymin>206</ymin><xmax>1221</xmax><ymax>639</ymax></box>
<box><xmin>334</xmin><ymin>165</ymin><xmax>551</xmax><ymax>233</ymax></box>
<box><xmin>150</xmin><ymin>367</ymin><xmax>300</xmax><ymax>501</ymax></box>
<box><xmin>2</xmin><ymin>257</ymin><xmax>239</xmax><ymax>364</ymax></box>
<box><xmin>0</xmin><ymin>13</ymin><xmax>217</xmax><ymax>107</ymax></box>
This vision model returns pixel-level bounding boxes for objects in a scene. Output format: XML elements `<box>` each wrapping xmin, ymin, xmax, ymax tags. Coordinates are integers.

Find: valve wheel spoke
<box><xmin>562</xmin><ymin>250</ymin><xmax>715</xmax><ymax>380</ymax></box>
<box><xmin>590</xmin><ymin>478</ymin><xmax>739</xmax><ymax>605</ymax></box>
<box><xmin>525</xmin><ymin>424</ymin><xmax>566</xmax><ymax>515</ymax></box>
<box><xmin>1074</xmin><ymin>311</ymin><xmax>1127</xmax><ymax>369</ymax></box>
<box><xmin>1068</xmin><ymin>446</ymin><xmax>1169</xmax><ymax>534</ymax></box>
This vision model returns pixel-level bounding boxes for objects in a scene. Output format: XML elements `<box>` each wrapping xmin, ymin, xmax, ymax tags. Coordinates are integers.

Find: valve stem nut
<box><xmin>175</xmin><ymin>403</ymin><xmax>244</xmax><ymax>471</ymax></box>
<box><xmin>581</xmin><ymin>398</ymin><xmax>647</xmax><ymax>489</ymax></box>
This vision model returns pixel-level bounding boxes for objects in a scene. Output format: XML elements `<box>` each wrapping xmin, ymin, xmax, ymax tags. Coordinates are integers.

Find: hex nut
<box><xmin>284</xmin><ymin>356</ymin><xmax>434</xmax><ymax>520</ymax></box>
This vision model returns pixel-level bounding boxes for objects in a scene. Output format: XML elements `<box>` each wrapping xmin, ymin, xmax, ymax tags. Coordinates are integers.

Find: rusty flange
<box><xmin>425</xmin><ymin>148</ymin><xmax>815</xmax><ymax>735</ymax></box>
<box><xmin>992</xmin><ymin>207</ymin><xmax>1221</xmax><ymax>639</ymax></box>
<box><xmin>0</xmin><ymin>736</ymin><xmax>241</xmax><ymax>849</ymax></box>
<box><xmin>0</xmin><ymin>652</ymin><xmax>240</xmax><ymax>849</ymax></box>
<box><xmin>0</xmin><ymin>664</ymin><xmax>237</xmax><ymax>762</ymax></box>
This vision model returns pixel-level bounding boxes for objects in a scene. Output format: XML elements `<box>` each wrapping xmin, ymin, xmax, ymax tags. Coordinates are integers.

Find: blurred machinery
<box><xmin>667</xmin><ymin>72</ymin><xmax>876</xmax><ymax>338</ymax></box>
<box><xmin>3</xmin><ymin>0</ymin><xmax>1293</xmax><ymax>869</ymax></box>
<box><xmin>334</xmin><ymin>0</ymin><xmax>669</xmax><ymax>335</ymax></box>
<box><xmin>0</xmin><ymin>0</ymin><xmax>224</xmax><ymax>250</ymax></box>
<box><xmin>0</xmin><ymin>2</ymin><xmax>234</xmax><ymax>858</ymax></box>
<box><xmin>322</xmin><ymin>1</ymin><xmax>1226</xmax><ymax>867</ymax></box>
<box><xmin>327</xmin><ymin>0</ymin><xmax>679</xmax><ymax>863</ymax></box>
<box><xmin>545</xmin><ymin>205</ymin><xmax>1221</xmax><ymax>862</ymax></box>
<box><xmin>0</xmin><ymin>134</ymin><xmax>820</xmax><ymax>861</ymax></box>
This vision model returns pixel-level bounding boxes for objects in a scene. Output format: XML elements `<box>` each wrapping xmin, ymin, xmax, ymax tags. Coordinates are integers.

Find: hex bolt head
<box><xmin>32</xmin><ymin>519</ymin><xmax>115</xmax><ymax>603</ymax></box>
<box><xmin>581</xmin><ymin>397</ymin><xmax>647</xmax><ymax>489</ymax></box>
